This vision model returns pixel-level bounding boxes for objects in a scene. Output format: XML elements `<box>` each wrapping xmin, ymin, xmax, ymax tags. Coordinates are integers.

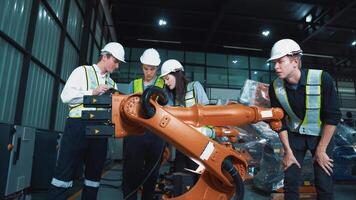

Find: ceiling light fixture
<box><xmin>223</xmin><ymin>45</ymin><xmax>263</xmax><ymax>51</ymax></box>
<box><xmin>303</xmin><ymin>53</ymin><xmax>334</xmax><ymax>59</ymax></box>
<box><xmin>158</xmin><ymin>19</ymin><xmax>167</xmax><ymax>26</ymax></box>
<box><xmin>262</xmin><ymin>30</ymin><xmax>270</xmax><ymax>37</ymax></box>
<box><xmin>352</xmin><ymin>40</ymin><xmax>356</xmax><ymax>46</ymax></box>
<box><xmin>232</xmin><ymin>60</ymin><xmax>238</xmax><ymax>64</ymax></box>
<box><xmin>137</xmin><ymin>38</ymin><xmax>181</xmax><ymax>44</ymax></box>
<box><xmin>305</xmin><ymin>14</ymin><xmax>313</xmax><ymax>23</ymax></box>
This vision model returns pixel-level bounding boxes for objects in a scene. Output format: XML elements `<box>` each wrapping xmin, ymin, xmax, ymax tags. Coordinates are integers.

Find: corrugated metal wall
<box><xmin>0</xmin><ymin>38</ymin><xmax>23</xmax><ymax>123</ymax></box>
<box><xmin>32</xmin><ymin>4</ymin><xmax>60</xmax><ymax>72</ymax></box>
<box><xmin>22</xmin><ymin>62</ymin><xmax>54</xmax><ymax>129</ymax></box>
<box><xmin>55</xmin><ymin>84</ymin><xmax>66</xmax><ymax>131</ymax></box>
<box><xmin>0</xmin><ymin>0</ymin><xmax>114</xmax><ymax>131</ymax></box>
<box><xmin>0</xmin><ymin>0</ymin><xmax>32</xmax><ymax>46</ymax></box>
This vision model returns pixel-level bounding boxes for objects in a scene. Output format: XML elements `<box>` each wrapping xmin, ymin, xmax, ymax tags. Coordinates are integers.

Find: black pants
<box><xmin>47</xmin><ymin>118</ymin><xmax>107</xmax><ymax>200</ymax></box>
<box><xmin>284</xmin><ymin>132</ymin><xmax>334</xmax><ymax>200</ymax></box>
<box><xmin>122</xmin><ymin>131</ymin><xmax>165</xmax><ymax>200</ymax></box>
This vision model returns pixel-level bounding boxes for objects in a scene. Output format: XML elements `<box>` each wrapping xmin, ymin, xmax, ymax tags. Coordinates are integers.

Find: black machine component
<box><xmin>0</xmin><ymin>123</ymin><xmax>35</xmax><ymax>198</ymax></box>
<box><xmin>85</xmin><ymin>125</ymin><xmax>115</xmax><ymax>137</ymax></box>
<box><xmin>83</xmin><ymin>93</ymin><xmax>115</xmax><ymax>137</ymax></box>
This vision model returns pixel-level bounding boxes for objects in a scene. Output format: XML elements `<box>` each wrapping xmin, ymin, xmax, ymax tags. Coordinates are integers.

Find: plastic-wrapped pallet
<box><xmin>239</xmin><ymin>79</ymin><xmax>270</xmax><ymax>108</ymax></box>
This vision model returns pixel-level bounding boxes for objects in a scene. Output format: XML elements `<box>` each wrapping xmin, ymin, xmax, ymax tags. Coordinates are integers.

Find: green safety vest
<box><xmin>133</xmin><ymin>77</ymin><xmax>165</xmax><ymax>93</ymax></box>
<box><xmin>179</xmin><ymin>81</ymin><xmax>215</xmax><ymax>138</ymax></box>
<box><xmin>273</xmin><ymin>69</ymin><xmax>323</xmax><ymax>136</ymax></box>
<box><xmin>183</xmin><ymin>81</ymin><xmax>197</xmax><ymax>107</ymax></box>
<box><xmin>68</xmin><ymin>65</ymin><xmax>116</xmax><ymax>118</ymax></box>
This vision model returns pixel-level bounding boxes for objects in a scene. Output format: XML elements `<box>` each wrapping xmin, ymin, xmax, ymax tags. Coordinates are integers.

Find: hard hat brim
<box><xmin>140</xmin><ymin>57</ymin><xmax>160</xmax><ymax>66</ymax></box>
<box><xmin>267</xmin><ymin>55</ymin><xmax>283</xmax><ymax>62</ymax></box>
<box><xmin>101</xmin><ymin>50</ymin><xmax>126</xmax><ymax>63</ymax></box>
<box><xmin>159</xmin><ymin>72</ymin><xmax>170</xmax><ymax>78</ymax></box>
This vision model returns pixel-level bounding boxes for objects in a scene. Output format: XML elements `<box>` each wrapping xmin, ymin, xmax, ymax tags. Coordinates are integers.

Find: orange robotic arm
<box><xmin>83</xmin><ymin>87</ymin><xmax>283</xmax><ymax>199</ymax></box>
<box><xmin>102</xmin><ymin>87</ymin><xmax>283</xmax><ymax>200</ymax></box>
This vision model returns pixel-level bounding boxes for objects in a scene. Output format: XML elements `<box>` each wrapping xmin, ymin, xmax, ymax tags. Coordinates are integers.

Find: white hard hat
<box><xmin>140</xmin><ymin>48</ymin><xmax>161</xmax><ymax>66</ymax></box>
<box><xmin>267</xmin><ymin>39</ymin><xmax>303</xmax><ymax>62</ymax></box>
<box><xmin>101</xmin><ymin>42</ymin><xmax>126</xmax><ymax>63</ymax></box>
<box><xmin>160</xmin><ymin>59</ymin><xmax>184</xmax><ymax>77</ymax></box>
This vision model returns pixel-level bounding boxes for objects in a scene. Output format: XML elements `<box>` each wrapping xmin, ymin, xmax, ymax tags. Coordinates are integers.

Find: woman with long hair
<box><xmin>160</xmin><ymin>59</ymin><xmax>211</xmax><ymax>172</ymax></box>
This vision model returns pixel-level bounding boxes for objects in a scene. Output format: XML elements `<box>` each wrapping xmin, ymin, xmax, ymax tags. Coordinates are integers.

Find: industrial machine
<box><xmin>83</xmin><ymin>86</ymin><xmax>283</xmax><ymax>200</ymax></box>
<box><xmin>0</xmin><ymin>124</ymin><xmax>35</xmax><ymax>199</ymax></box>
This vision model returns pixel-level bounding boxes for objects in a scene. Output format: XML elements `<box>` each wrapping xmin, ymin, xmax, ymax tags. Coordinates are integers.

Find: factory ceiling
<box><xmin>108</xmin><ymin>0</ymin><xmax>356</xmax><ymax>79</ymax></box>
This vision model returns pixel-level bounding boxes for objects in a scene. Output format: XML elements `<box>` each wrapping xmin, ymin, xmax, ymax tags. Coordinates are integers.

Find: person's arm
<box><xmin>315</xmin><ymin>124</ymin><xmax>336</xmax><ymax>176</ymax></box>
<box><xmin>61</xmin><ymin>67</ymin><xmax>92</xmax><ymax>104</ymax></box>
<box><xmin>315</xmin><ymin>71</ymin><xmax>341</xmax><ymax>175</ymax></box>
<box><xmin>279</xmin><ymin>130</ymin><xmax>301</xmax><ymax>170</ymax></box>
<box><xmin>193</xmin><ymin>81</ymin><xmax>209</xmax><ymax>105</ymax></box>
<box><xmin>268</xmin><ymin>83</ymin><xmax>288</xmax><ymax>132</ymax></box>
<box><xmin>268</xmin><ymin>82</ymin><xmax>300</xmax><ymax>170</ymax></box>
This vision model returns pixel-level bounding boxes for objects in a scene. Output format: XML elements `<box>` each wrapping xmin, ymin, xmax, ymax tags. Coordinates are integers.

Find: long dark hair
<box><xmin>171</xmin><ymin>70</ymin><xmax>189</xmax><ymax>105</ymax></box>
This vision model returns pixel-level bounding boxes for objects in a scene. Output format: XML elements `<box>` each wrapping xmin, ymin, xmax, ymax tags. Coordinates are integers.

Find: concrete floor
<box><xmin>29</xmin><ymin>162</ymin><xmax>356</xmax><ymax>200</ymax></box>
<box><xmin>84</xmin><ymin>163</ymin><xmax>356</xmax><ymax>200</ymax></box>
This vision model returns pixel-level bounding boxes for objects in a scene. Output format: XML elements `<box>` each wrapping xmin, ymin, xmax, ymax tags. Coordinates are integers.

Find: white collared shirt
<box><xmin>60</xmin><ymin>64</ymin><xmax>111</xmax><ymax>106</ymax></box>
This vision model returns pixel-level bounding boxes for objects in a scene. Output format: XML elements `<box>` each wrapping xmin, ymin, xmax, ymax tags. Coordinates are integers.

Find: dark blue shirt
<box><xmin>269</xmin><ymin>68</ymin><xmax>341</xmax><ymax>133</ymax></box>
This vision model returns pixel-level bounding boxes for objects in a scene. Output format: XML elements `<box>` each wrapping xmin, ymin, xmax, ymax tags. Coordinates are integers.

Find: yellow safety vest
<box><xmin>68</xmin><ymin>65</ymin><xmax>116</xmax><ymax>118</ymax></box>
<box><xmin>133</xmin><ymin>77</ymin><xmax>165</xmax><ymax>93</ymax></box>
<box><xmin>273</xmin><ymin>69</ymin><xmax>322</xmax><ymax>136</ymax></box>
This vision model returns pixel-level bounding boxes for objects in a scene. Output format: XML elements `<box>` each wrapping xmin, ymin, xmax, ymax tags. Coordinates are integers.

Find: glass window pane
<box><xmin>186</xmin><ymin>51</ymin><xmax>205</xmax><ymax>64</ymax></box>
<box><xmin>95</xmin><ymin>20</ymin><xmax>102</xmax><ymax>45</ymax></box>
<box><xmin>251</xmin><ymin>70</ymin><xmax>270</xmax><ymax>84</ymax></box>
<box><xmin>157</xmin><ymin>49</ymin><xmax>167</xmax><ymax>63</ymax></box>
<box><xmin>207</xmin><ymin>53</ymin><xmax>227</xmax><ymax>68</ymax></box>
<box><xmin>55</xmin><ymin>84</ymin><xmax>66</xmax><ymax>131</ymax></box>
<box><xmin>0</xmin><ymin>38</ymin><xmax>23</xmax><ymax>123</ymax></box>
<box><xmin>185</xmin><ymin>65</ymin><xmax>205</xmax><ymax>84</ymax></box>
<box><xmin>61</xmin><ymin>38</ymin><xmax>79</xmax><ymax>80</ymax></box>
<box><xmin>87</xmin><ymin>35</ymin><xmax>93</xmax><ymax>63</ymax></box>
<box><xmin>129</xmin><ymin>62</ymin><xmax>143</xmax><ymax>80</ymax></box>
<box><xmin>46</xmin><ymin>0</ymin><xmax>65</xmax><ymax>21</ymax></box>
<box><xmin>229</xmin><ymin>69</ymin><xmax>248</xmax><ymax>87</ymax></box>
<box><xmin>22</xmin><ymin>62</ymin><xmax>54</xmax><ymax>129</ymax></box>
<box><xmin>167</xmin><ymin>50</ymin><xmax>184</xmax><ymax>62</ymax></box>
<box><xmin>67</xmin><ymin>0</ymin><xmax>83</xmax><ymax>48</ymax></box>
<box><xmin>251</xmin><ymin>57</ymin><xmax>269</xmax><ymax>70</ymax></box>
<box><xmin>112</xmin><ymin>62</ymin><xmax>130</xmax><ymax>83</ymax></box>
<box><xmin>131</xmin><ymin>48</ymin><xmax>145</xmax><ymax>61</ymax></box>
<box><xmin>207</xmin><ymin>67</ymin><xmax>228</xmax><ymax>87</ymax></box>
<box><xmin>77</xmin><ymin>0</ymin><xmax>86</xmax><ymax>12</ymax></box>
<box><xmin>337</xmin><ymin>81</ymin><xmax>356</xmax><ymax>108</ymax></box>
<box><xmin>32</xmin><ymin>3</ymin><xmax>61</xmax><ymax>72</ymax></box>
<box><xmin>0</xmin><ymin>0</ymin><xmax>32</xmax><ymax>46</ymax></box>
<box><xmin>228</xmin><ymin>55</ymin><xmax>248</xmax><ymax>69</ymax></box>
<box><xmin>124</xmin><ymin>47</ymin><xmax>131</xmax><ymax>62</ymax></box>
<box><xmin>91</xmin><ymin>44</ymin><xmax>99</xmax><ymax>64</ymax></box>
<box><xmin>271</xmin><ymin>73</ymin><xmax>277</xmax><ymax>82</ymax></box>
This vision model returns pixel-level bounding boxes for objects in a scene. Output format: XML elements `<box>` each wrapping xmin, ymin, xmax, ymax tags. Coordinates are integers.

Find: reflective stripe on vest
<box><xmin>133</xmin><ymin>77</ymin><xmax>165</xmax><ymax>93</ymax></box>
<box><xmin>273</xmin><ymin>69</ymin><xmax>322</xmax><ymax>136</ymax></box>
<box><xmin>68</xmin><ymin>65</ymin><xmax>115</xmax><ymax>118</ymax></box>
<box><xmin>183</xmin><ymin>82</ymin><xmax>215</xmax><ymax>138</ymax></box>
<box><xmin>184</xmin><ymin>82</ymin><xmax>197</xmax><ymax>107</ymax></box>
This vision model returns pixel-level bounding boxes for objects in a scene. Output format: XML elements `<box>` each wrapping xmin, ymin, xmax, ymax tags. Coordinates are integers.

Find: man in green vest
<box><xmin>48</xmin><ymin>42</ymin><xmax>125</xmax><ymax>200</ymax></box>
<box><xmin>268</xmin><ymin>39</ymin><xmax>341</xmax><ymax>200</ymax></box>
<box><xmin>122</xmin><ymin>48</ymin><xmax>166</xmax><ymax>200</ymax></box>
